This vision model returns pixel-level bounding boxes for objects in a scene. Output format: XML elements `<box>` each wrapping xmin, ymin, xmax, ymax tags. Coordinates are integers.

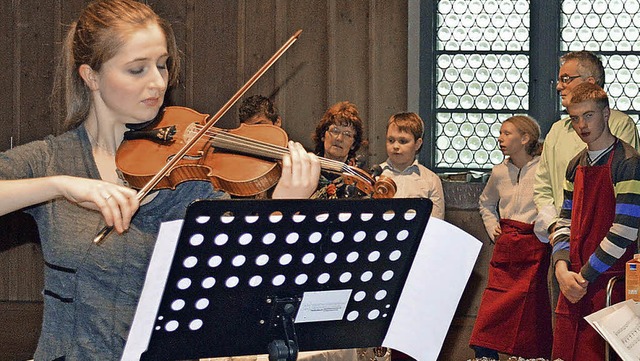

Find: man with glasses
<box><xmin>533</xmin><ymin>50</ymin><xmax>640</xmax><ymax>318</ymax></box>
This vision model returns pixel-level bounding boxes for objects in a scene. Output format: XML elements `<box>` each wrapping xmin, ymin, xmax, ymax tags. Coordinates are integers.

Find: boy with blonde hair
<box><xmin>379</xmin><ymin>112</ymin><xmax>445</xmax><ymax>219</ymax></box>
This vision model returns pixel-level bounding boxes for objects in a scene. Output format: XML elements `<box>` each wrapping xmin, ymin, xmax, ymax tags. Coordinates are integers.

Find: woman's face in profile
<box><xmin>323</xmin><ymin>123</ymin><xmax>356</xmax><ymax>162</ymax></box>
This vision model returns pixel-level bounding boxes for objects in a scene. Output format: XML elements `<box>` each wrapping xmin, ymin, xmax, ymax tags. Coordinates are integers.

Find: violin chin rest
<box><xmin>123</xmin><ymin>126</ymin><xmax>177</xmax><ymax>143</ymax></box>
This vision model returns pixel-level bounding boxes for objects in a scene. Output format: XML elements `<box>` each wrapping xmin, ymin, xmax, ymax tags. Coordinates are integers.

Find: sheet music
<box><xmin>586</xmin><ymin>299</ymin><xmax>640</xmax><ymax>361</ymax></box>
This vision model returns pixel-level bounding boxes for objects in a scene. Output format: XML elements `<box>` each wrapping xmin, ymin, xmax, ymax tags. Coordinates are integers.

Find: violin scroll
<box><xmin>341</xmin><ymin>166</ymin><xmax>396</xmax><ymax>199</ymax></box>
<box><xmin>372</xmin><ymin>175</ymin><xmax>397</xmax><ymax>199</ymax></box>
<box><xmin>368</xmin><ymin>164</ymin><xmax>396</xmax><ymax>199</ymax></box>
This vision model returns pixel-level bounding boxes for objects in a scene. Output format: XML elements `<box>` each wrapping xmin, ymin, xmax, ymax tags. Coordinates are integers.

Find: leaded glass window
<box><xmin>435</xmin><ymin>0</ymin><xmax>530</xmax><ymax>169</ymax></box>
<box><xmin>429</xmin><ymin>0</ymin><xmax>640</xmax><ymax>170</ymax></box>
<box><xmin>560</xmin><ymin>0</ymin><xmax>640</xmax><ymax>127</ymax></box>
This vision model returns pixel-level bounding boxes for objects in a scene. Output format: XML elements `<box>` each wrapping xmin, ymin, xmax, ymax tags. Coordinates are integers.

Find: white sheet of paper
<box><xmin>584</xmin><ymin>299</ymin><xmax>632</xmax><ymax>339</ymax></box>
<box><xmin>586</xmin><ymin>299</ymin><xmax>640</xmax><ymax>361</ymax></box>
<box><xmin>121</xmin><ymin>220</ymin><xmax>184</xmax><ymax>361</ymax></box>
<box><xmin>382</xmin><ymin>217</ymin><xmax>482</xmax><ymax>361</ymax></box>
<box><xmin>295</xmin><ymin>289</ymin><xmax>352</xmax><ymax>323</ymax></box>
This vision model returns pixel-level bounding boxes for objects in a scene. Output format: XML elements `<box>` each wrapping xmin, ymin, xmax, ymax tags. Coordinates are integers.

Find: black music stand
<box><xmin>140</xmin><ymin>197</ymin><xmax>432</xmax><ymax>361</ymax></box>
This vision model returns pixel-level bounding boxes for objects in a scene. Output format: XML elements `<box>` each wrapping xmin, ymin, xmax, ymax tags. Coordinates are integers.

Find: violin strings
<box><xmin>192</xmin><ymin>126</ymin><xmax>366</xmax><ymax>181</ymax></box>
<box><xmin>200</xmin><ymin>127</ymin><xmax>348</xmax><ymax>171</ymax></box>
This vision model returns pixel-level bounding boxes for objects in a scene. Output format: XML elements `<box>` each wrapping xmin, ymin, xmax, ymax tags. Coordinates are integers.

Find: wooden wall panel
<box><xmin>0</xmin><ymin>0</ymin><xmax>14</xmax><ymax>151</ymax></box>
<box><xmin>188</xmin><ymin>1</ymin><xmax>240</xmax><ymax>129</ymax></box>
<box><xmin>329</xmin><ymin>1</ymin><xmax>370</xmax><ymax>108</ymax></box>
<box><xmin>52</xmin><ymin>1</ymin><xmax>93</xmax><ymax>133</ymax></box>
<box><xmin>238</xmin><ymin>0</ymin><xmax>278</xmax><ymax>105</ymax></box>
<box><xmin>0</xmin><ymin>301</ymin><xmax>43</xmax><ymax>361</ymax></box>
<box><xmin>59</xmin><ymin>1</ymin><xmax>95</xmax><ymax>29</ymax></box>
<box><xmin>0</xmin><ymin>213</ymin><xmax>43</xmax><ymax>301</ymax></box>
<box><xmin>17</xmin><ymin>1</ymin><xmax>58</xmax><ymax>143</ymax></box>
<box><xmin>276</xmin><ymin>1</ymin><xmax>330</xmax><ymax>148</ymax></box>
<box><xmin>368</xmin><ymin>0</ymin><xmax>408</xmax><ymax>164</ymax></box>
<box><xmin>329</xmin><ymin>1</ymin><xmax>372</xmax><ymax>161</ymax></box>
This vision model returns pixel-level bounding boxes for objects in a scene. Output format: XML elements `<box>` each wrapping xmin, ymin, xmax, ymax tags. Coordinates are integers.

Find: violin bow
<box><xmin>94</xmin><ymin>29</ymin><xmax>303</xmax><ymax>244</ymax></box>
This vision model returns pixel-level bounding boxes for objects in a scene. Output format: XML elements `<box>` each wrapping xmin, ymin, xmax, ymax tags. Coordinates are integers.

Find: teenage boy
<box><xmin>551</xmin><ymin>82</ymin><xmax>640</xmax><ymax>361</ymax></box>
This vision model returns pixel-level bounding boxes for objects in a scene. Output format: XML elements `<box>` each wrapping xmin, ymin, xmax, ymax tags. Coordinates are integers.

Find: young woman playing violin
<box><xmin>0</xmin><ymin>1</ymin><xmax>319</xmax><ymax>360</ymax></box>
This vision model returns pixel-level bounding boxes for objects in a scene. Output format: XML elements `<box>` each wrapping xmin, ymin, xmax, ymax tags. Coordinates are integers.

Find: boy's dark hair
<box><xmin>238</xmin><ymin>95</ymin><xmax>279</xmax><ymax>124</ymax></box>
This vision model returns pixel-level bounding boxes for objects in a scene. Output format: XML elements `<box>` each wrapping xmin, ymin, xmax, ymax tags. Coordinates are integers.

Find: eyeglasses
<box><xmin>327</xmin><ymin>126</ymin><xmax>354</xmax><ymax>139</ymax></box>
<box><xmin>558</xmin><ymin>74</ymin><xmax>582</xmax><ymax>84</ymax></box>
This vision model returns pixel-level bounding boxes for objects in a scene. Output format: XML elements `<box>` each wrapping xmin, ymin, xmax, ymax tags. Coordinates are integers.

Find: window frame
<box><xmin>417</xmin><ymin>0</ymin><xmax>562</xmax><ymax>172</ymax></box>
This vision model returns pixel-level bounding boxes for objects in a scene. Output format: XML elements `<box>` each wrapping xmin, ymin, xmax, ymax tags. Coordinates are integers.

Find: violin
<box><xmin>115</xmin><ymin>105</ymin><xmax>397</xmax><ymax>199</ymax></box>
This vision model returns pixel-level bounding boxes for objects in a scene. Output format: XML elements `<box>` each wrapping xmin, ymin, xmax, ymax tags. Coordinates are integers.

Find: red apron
<box><xmin>552</xmin><ymin>147</ymin><xmax>636</xmax><ymax>361</ymax></box>
<box><xmin>470</xmin><ymin>219</ymin><xmax>552</xmax><ymax>358</ymax></box>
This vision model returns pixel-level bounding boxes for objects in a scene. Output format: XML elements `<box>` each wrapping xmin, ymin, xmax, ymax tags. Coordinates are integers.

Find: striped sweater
<box><xmin>552</xmin><ymin>139</ymin><xmax>640</xmax><ymax>282</ymax></box>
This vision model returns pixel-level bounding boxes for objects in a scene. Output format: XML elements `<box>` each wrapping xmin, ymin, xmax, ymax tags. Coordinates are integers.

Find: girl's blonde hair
<box><xmin>504</xmin><ymin>115</ymin><xmax>543</xmax><ymax>156</ymax></box>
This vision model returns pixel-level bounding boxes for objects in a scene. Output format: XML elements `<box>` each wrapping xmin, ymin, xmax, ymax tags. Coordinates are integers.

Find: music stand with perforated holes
<box><xmin>139</xmin><ymin>197</ymin><xmax>432</xmax><ymax>361</ymax></box>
